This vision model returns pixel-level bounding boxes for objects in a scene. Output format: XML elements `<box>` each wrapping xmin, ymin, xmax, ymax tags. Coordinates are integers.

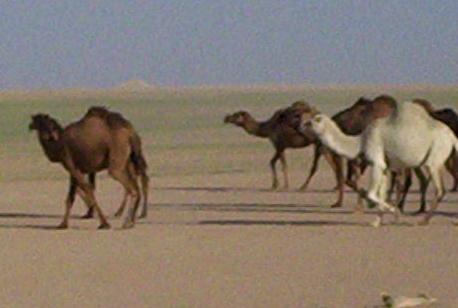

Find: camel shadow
<box><xmin>153</xmin><ymin>202</ymin><xmax>359</xmax><ymax>215</ymax></box>
<box><xmin>0</xmin><ymin>212</ymin><xmax>85</xmax><ymax>219</ymax></box>
<box><xmin>0</xmin><ymin>224</ymin><xmax>66</xmax><ymax>230</ymax></box>
<box><xmin>197</xmin><ymin>219</ymin><xmax>366</xmax><ymax>227</ymax></box>
<box><xmin>0</xmin><ymin>212</ymin><xmax>102</xmax><ymax>230</ymax></box>
<box><xmin>155</xmin><ymin>186</ymin><xmax>277</xmax><ymax>193</ymax></box>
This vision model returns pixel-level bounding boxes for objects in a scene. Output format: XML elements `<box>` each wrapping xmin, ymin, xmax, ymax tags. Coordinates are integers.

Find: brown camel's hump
<box><xmin>432</xmin><ymin>108</ymin><xmax>458</xmax><ymax>136</ymax></box>
<box><xmin>412</xmin><ymin>98</ymin><xmax>435</xmax><ymax>114</ymax></box>
<box><xmin>85</xmin><ymin>106</ymin><xmax>133</xmax><ymax>130</ymax></box>
<box><xmin>369</xmin><ymin>95</ymin><xmax>397</xmax><ymax>118</ymax></box>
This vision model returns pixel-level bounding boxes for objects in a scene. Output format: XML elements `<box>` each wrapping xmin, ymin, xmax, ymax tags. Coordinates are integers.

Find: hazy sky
<box><xmin>0</xmin><ymin>1</ymin><xmax>457</xmax><ymax>89</ymax></box>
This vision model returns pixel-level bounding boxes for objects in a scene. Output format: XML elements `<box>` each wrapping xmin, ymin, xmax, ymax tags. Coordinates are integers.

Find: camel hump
<box><xmin>370</xmin><ymin>95</ymin><xmax>397</xmax><ymax>118</ymax></box>
<box><xmin>412</xmin><ymin>98</ymin><xmax>435</xmax><ymax>113</ymax></box>
<box><xmin>85</xmin><ymin>106</ymin><xmax>133</xmax><ymax>130</ymax></box>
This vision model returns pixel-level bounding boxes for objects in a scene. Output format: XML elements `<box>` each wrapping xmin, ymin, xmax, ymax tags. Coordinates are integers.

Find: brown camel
<box><xmin>29</xmin><ymin>107</ymin><xmax>149</xmax><ymax>229</ymax></box>
<box><xmin>83</xmin><ymin>107</ymin><xmax>150</xmax><ymax>219</ymax></box>
<box><xmin>224</xmin><ymin>101</ymin><xmax>345</xmax><ymax>206</ymax></box>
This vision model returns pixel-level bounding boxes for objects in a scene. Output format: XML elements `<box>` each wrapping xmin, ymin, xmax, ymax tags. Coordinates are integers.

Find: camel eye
<box><xmin>314</xmin><ymin>116</ymin><xmax>323</xmax><ymax>123</ymax></box>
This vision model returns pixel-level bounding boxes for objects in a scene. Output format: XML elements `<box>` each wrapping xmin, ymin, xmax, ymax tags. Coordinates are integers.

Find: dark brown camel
<box><xmin>29</xmin><ymin>107</ymin><xmax>148</xmax><ymax>229</ymax></box>
<box><xmin>224</xmin><ymin>101</ymin><xmax>345</xmax><ymax>206</ymax></box>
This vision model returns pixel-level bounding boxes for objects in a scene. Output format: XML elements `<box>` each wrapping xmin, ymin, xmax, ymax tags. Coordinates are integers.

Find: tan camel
<box><xmin>29</xmin><ymin>107</ymin><xmax>148</xmax><ymax>229</ymax></box>
<box><xmin>302</xmin><ymin>101</ymin><xmax>458</xmax><ymax>227</ymax></box>
<box><xmin>83</xmin><ymin>107</ymin><xmax>150</xmax><ymax>219</ymax></box>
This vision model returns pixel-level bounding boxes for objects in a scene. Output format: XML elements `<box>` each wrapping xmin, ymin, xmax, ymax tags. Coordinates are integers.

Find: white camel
<box><xmin>300</xmin><ymin>101</ymin><xmax>458</xmax><ymax>227</ymax></box>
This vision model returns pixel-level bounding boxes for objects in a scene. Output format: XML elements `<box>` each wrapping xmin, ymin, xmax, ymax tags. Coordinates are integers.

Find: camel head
<box><xmin>29</xmin><ymin>113</ymin><xmax>63</xmax><ymax>142</ymax></box>
<box><xmin>299</xmin><ymin>113</ymin><xmax>331</xmax><ymax>137</ymax></box>
<box><xmin>224</xmin><ymin>111</ymin><xmax>251</xmax><ymax>127</ymax></box>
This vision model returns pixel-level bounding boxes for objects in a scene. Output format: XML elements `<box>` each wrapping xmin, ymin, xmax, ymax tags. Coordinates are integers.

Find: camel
<box><xmin>302</xmin><ymin>101</ymin><xmax>458</xmax><ymax>227</ymax></box>
<box><xmin>281</xmin><ymin>96</ymin><xmax>398</xmax><ymax>210</ymax></box>
<box><xmin>83</xmin><ymin>107</ymin><xmax>150</xmax><ymax>219</ymax></box>
<box><xmin>394</xmin><ymin>100</ymin><xmax>458</xmax><ymax>213</ymax></box>
<box><xmin>29</xmin><ymin>107</ymin><xmax>149</xmax><ymax>229</ymax></box>
<box><xmin>224</xmin><ymin>101</ymin><xmax>317</xmax><ymax>190</ymax></box>
<box><xmin>224</xmin><ymin>101</ymin><xmax>346</xmax><ymax>206</ymax></box>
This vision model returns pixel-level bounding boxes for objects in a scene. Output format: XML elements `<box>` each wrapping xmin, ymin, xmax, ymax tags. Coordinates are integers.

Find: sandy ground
<box><xmin>2</xmin><ymin>86</ymin><xmax>458</xmax><ymax>307</ymax></box>
<box><xmin>0</xmin><ymin>164</ymin><xmax>457</xmax><ymax>307</ymax></box>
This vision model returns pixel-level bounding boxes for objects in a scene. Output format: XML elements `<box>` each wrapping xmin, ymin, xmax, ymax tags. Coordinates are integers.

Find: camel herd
<box><xmin>225</xmin><ymin>95</ymin><xmax>458</xmax><ymax>227</ymax></box>
<box><xmin>30</xmin><ymin>95</ymin><xmax>458</xmax><ymax>229</ymax></box>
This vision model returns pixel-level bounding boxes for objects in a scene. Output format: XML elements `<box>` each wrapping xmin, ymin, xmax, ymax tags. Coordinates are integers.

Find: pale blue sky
<box><xmin>0</xmin><ymin>1</ymin><xmax>457</xmax><ymax>89</ymax></box>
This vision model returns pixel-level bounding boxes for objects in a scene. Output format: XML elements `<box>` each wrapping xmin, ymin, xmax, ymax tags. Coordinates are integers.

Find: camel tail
<box><xmin>129</xmin><ymin>133</ymin><xmax>148</xmax><ymax>174</ymax></box>
<box><xmin>129</xmin><ymin>132</ymin><xmax>150</xmax><ymax>217</ymax></box>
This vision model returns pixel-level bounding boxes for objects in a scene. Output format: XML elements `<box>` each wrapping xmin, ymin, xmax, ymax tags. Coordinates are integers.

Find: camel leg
<box><xmin>114</xmin><ymin>163</ymin><xmax>135</xmax><ymax>218</ymax></box>
<box><xmin>419</xmin><ymin>167</ymin><xmax>444</xmax><ymax>225</ymax></box>
<box><xmin>108</xmin><ymin>167</ymin><xmax>140</xmax><ymax>229</ymax></box>
<box><xmin>367</xmin><ymin>166</ymin><xmax>396</xmax><ymax>227</ymax></box>
<box><xmin>270</xmin><ymin>150</ymin><xmax>282</xmax><ymax>190</ymax></box>
<box><xmin>352</xmin><ymin>163</ymin><xmax>364</xmax><ymax>213</ymax></box>
<box><xmin>413</xmin><ymin>168</ymin><xmax>429</xmax><ymax>214</ymax></box>
<box><xmin>114</xmin><ymin>191</ymin><xmax>129</xmax><ymax>217</ymax></box>
<box><xmin>279</xmin><ymin>152</ymin><xmax>289</xmax><ymax>190</ymax></box>
<box><xmin>386</xmin><ymin>170</ymin><xmax>397</xmax><ymax>203</ymax></box>
<box><xmin>60</xmin><ymin>164</ymin><xmax>110</xmax><ymax>229</ymax></box>
<box><xmin>331</xmin><ymin>154</ymin><xmax>344</xmax><ymax>208</ymax></box>
<box><xmin>396</xmin><ymin>169</ymin><xmax>411</xmax><ymax>213</ymax></box>
<box><xmin>345</xmin><ymin>160</ymin><xmax>357</xmax><ymax>190</ymax></box>
<box><xmin>80</xmin><ymin>173</ymin><xmax>96</xmax><ymax>219</ymax></box>
<box><xmin>299</xmin><ymin>144</ymin><xmax>321</xmax><ymax>191</ymax></box>
<box><xmin>57</xmin><ymin>177</ymin><xmax>78</xmax><ymax>229</ymax></box>
<box><xmin>445</xmin><ymin>155</ymin><xmax>458</xmax><ymax>191</ymax></box>
<box><xmin>138</xmin><ymin>172</ymin><xmax>150</xmax><ymax>219</ymax></box>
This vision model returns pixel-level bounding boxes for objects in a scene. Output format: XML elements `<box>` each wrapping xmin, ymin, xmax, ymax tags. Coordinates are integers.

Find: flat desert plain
<box><xmin>1</xmin><ymin>85</ymin><xmax>457</xmax><ymax>307</ymax></box>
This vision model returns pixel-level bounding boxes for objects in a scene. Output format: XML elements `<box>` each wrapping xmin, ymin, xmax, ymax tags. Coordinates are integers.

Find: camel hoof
<box><xmin>412</xmin><ymin>209</ymin><xmax>426</xmax><ymax>216</ymax></box>
<box><xmin>98</xmin><ymin>223</ymin><xmax>111</xmax><ymax>230</ymax></box>
<box><xmin>56</xmin><ymin>223</ymin><xmax>68</xmax><ymax>229</ymax></box>
<box><xmin>114</xmin><ymin>211</ymin><xmax>123</xmax><ymax>218</ymax></box>
<box><xmin>139</xmin><ymin>212</ymin><xmax>147</xmax><ymax>219</ymax></box>
<box><xmin>298</xmin><ymin>184</ymin><xmax>308</xmax><ymax>192</ymax></box>
<box><xmin>330</xmin><ymin>203</ymin><xmax>342</xmax><ymax>208</ymax></box>
<box><xmin>81</xmin><ymin>213</ymin><xmax>94</xmax><ymax>220</ymax></box>
<box><xmin>122</xmin><ymin>221</ymin><xmax>135</xmax><ymax>229</ymax></box>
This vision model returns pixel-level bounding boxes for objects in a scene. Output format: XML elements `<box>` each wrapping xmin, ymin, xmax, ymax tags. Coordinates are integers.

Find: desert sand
<box><xmin>1</xmin><ymin>85</ymin><xmax>457</xmax><ymax>307</ymax></box>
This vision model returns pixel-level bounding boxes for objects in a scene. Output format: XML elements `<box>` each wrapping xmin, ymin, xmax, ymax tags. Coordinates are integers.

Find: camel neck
<box><xmin>242</xmin><ymin>116</ymin><xmax>270</xmax><ymax>138</ymax></box>
<box><xmin>38</xmin><ymin>136</ymin><xmax>65</xmax><ymax>163</ymax></box>
<box><xmin>318</xmin><ymin>120</ymin><xmax>362</xmax><ymax>159</ymax></box>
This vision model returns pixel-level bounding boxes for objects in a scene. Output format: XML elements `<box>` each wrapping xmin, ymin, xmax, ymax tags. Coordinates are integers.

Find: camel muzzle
<box><xmin>223</xmin><ymin>115</ymin><xmax>232</xmax><ymax>123</ymax></box>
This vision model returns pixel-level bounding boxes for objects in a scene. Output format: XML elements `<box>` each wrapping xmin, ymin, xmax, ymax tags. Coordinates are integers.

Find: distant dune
<box><xmin>114</xmin><ymin>80</ymin><xmax>156</xmax><ymax>91</ymax></box>
<box><xmin>0</xmin><ymin>82</ymin><xmax>456</xmax><ymax>102</ymax></box>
